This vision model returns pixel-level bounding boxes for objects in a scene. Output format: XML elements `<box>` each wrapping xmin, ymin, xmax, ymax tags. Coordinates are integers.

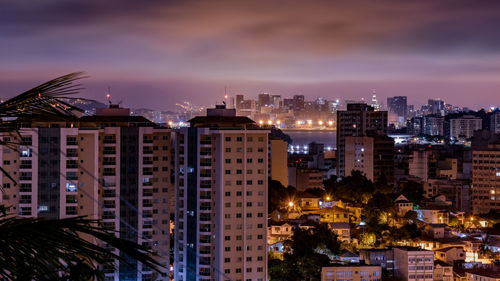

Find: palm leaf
<box><xmin>0</xmin><ymin>216</ymin><xmax>163</xmax><ymax>280</ymax></box>
<box><xmin>0</xmin><ymin>72</ymin><xmax>88</xmax><ymax>119</ymax></box>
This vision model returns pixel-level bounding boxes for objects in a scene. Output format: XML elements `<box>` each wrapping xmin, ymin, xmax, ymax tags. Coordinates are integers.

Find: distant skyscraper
<box><xmin>257</xmin><ymin>93</ymin><xmax>271</xmax><ymax>109</ymax></box>
<box><xmin>387</xmin><ymin>96</ymin><xmax>408</xmax><ymax>126</ymax></box>
<box><xmin>293</xmin><ymin>95</ymin><xmax>305</xmax><ymax>112</ymax></box>
<box><xmin>424</xmin><ymin>116</ymin><xmax>444</xmax><ymax>136</ymax></box>
<box><xmin>371</xmin><ymin>90</ymin><xmax>380</xmax><ymax>111</ymax></box>
<box><xmin>336</xmin><ymin>103</ymin><xmax>388</xmax><ymax>178</ymax></box>
<box><xmin>174</xmin><ymin>105</ymin><xmax>268</xmax><ymax>281</ymax></box>
<box><xmin>428</xmin><ymin>98</ymin><xmax>445</xmax><ymax>116</ymax></box>
<box><xmin>491</xmin><ymin>111</ymin><xmax>500</xmax><ymax>134</ymax></box>
<box><xmin>235</xmin><ymin>95</ymin><xmax>245</xmax><ymax>110</ymax></box>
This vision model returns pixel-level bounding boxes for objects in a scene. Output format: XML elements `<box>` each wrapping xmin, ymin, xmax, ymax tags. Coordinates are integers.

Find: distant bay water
<box><xmin>283</xmin><ymin>130</ymin><xmax>336</xmax><ymax>149</ymax></box>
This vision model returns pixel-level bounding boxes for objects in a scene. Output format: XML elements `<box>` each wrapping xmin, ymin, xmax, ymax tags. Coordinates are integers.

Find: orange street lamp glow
<box><xmin>288</xmin><ymin>201</ymin><xmax>294</xmax><ymax>207</ymax></box>
<box><xmin>267</xmin><ymin>120</ymin><xmax>272</xmax><ymax>125</ymax></box>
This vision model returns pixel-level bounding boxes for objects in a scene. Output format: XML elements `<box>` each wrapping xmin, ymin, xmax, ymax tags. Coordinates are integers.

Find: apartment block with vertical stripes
<box><xmin>0</xmin><ymin>105</ymin><xmax>173</xmax><ymax>281</ymax></box>
<box><xmin>174</xmin><ymin>105</ymin><xmax>268</xmax><ymax>281</ymax></box>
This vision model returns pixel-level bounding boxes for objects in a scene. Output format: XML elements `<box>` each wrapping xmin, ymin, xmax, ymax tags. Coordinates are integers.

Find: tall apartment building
<box><xmin>424</xmin><ymin>116</ymin><xmax>444</xmax><ymax>136</ymax></box>
<box><xmin>344</xmin><ymin>135</ymin><xmax>394</xmax><ymax>184</ymax></box>
<box><xmin>449</xmin><ymin>115</ymin><xmax>482</xmax><ymax>140</ymax></box>
<box><xmin>0</xmin><ymin>105</ymin><xmax>173</xmax><ymax>281</ymax></box>
<box><xmin>490</xmin><ymin>111</ymin><xmax>500</xmax><ymax>134</ymax></box>
<box><xmin>387</xmin><ymin>96</ymin><xmax>407</xmax><ymax>127</ymax></box>
<box><xmin>471</xmin><ymin>131</ymin><xmax>500</xmax><ymax>214</ymax></box>
<box><xmin>173</xmin><ymin>105</ymin><xmax>268</xmax><ymax>281</ymax></box>
<box><xmin>393</xmin><ymin>247</ymin><xmax>434</xmax><ymax>281</ymax></box>
<box><xmin>269</xmin><ymin>137</ymin><xmax>288</xmax><ymax>187</ymax></box>
<box><xmin>408</xmin><ymin>150</ymin><xmax>437</xmax><ymax>181</ymax></box>
<box><xmin>336</xmin><ymin>103</ymin><xmax>387</xmax><ymax>178</ymax></box>
<box><xmin>428</xmin><ymin>99</ymin><xmax>445</xmax><ymax>116</ymax></box>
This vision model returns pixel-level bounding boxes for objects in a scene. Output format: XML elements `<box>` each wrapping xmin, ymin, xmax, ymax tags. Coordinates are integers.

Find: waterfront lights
<box><xmin>288</xmin><ymin>201</ymin><xmax>294</xmax><ymax>207</ymax></box>
<box><xmin>267</xmin><ymin>120</ymin><xmax>272</xmax><ymax>125</ymax></box>
<box><xmin>277</xmin><ymin>120</ymin><xmax>281</xmax><ymax>125</ymax></box>
<box><xmin>307</xmin><ymin>120</ymin><xmax>312</xmax><ymax>125</ymax></box>
<box><xmin>168</xmin><ymin>121</ymin><xmax>173</xmax><ymax>126</ymax></box>
<box><xmin>318</xmin><ymin>120</ymin><xmax>324</xmax><ymax>126</ymax></box>
<box><xmin>259</xmin><ymin>120</ymin><xmax>264</xmax><ymax>125</ymax></box>
<box><xmin>328</xmin><ymin>120</ymin><xmax>334</xmax><ymax>126</ymax></box>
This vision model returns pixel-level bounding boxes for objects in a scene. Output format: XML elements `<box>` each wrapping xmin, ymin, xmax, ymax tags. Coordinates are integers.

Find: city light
<box><xmin>328</xmin><ymin>120</ymin><xmax>334</xmax><ymax>126</ymax></box>
<box><xmin>267</xmin><ymin>120</ymin><xmax>272</xmax><ymax>125</ymax></box>
<box><xmin>288</xmin><ymin>201</ymin><xmax>294</xmax><ymax>207</ymax></box>
<box><xmin>259</xmin><ymin>120</ymin><xmax>264</xmax><ymax>125</ymax></box>
<box><xmin>318</xmin><ymin>120</ymin><xmax>323</xmax><ymax>126</ymax></box>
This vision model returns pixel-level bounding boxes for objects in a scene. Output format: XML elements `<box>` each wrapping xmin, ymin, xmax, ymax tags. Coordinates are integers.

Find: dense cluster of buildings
<box><xmin>1</xmin><ymin>92</ymin><xmax>500</xmax><ymax>281</ymax></box>
<box><xmin>0</xmin><ymin>104</ymin><xmax>289</xmax><ymax>281</ymax></box>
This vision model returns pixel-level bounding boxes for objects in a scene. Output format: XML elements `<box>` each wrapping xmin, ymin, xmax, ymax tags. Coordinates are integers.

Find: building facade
<box><xmin>0</xmin><ymin>108</ymin><xmax>173</xmax><ymax>281</ymax></box>
<box><xmin>336</xmin><ymin>103</ymin><xmax>387</xmax><ymax>178</ymax></box>
<box><xmin>173</xmin><ymin>106</ymin><xmax>268</xmax><ymax>281</ymax></box>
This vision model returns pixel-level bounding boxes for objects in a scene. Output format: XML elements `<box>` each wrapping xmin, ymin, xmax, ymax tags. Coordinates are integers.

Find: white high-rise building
<box><xmin>174</xmin><ymin>105</ymin><xmax>268</xmax><ymax>281</ymax></box>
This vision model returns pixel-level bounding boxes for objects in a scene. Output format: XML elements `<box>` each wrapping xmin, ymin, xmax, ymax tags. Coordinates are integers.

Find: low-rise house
<box><xmin>321</xmin><ymin>264</ymin><xmax>382</xmax><ymax>281</ymax></box>
<box><xmin>425</xmin><ymin>223</ymin><xmax>451</xmax><ymax>239</ymax></box>
<box><xmin>435</xmin><ymin>246</ymin><xmax>466</xmax><ymax>264</ymax></box>
<box><xmin>320</xmin><ymin>206</ymin><xmax>350</xmax><ymax>223</ymax></box>
<box><xmin>433</xmin><ymin>260</ymin><xmax>453</xmax><ymax>281</ymax></box>
<box><xmin>416</xmin><ymin>205</ymin><xmax>449</xmax><ymax>224</ymax></box>
<box><xmin>328</xmin><ymin>222</ymin><xmax>350</xmax><ymax>242</ymax></box>
<box><xmin>268</xmin><ymin>222</ymin><xmax>294</xmax><ymax>244</ymax></box>
<box><xmin>297</xmin><ymin>192</ymin><xmax>322</xmax><ymax>211</ymax></box>
<box><xmin>395</xmin><ymin>194</ymin><xmax>414</xmax><ymax>217</ymax></box>
<box><xmin>359</xmin><ymin>248</ymin><xmax>394</xmax><ymax>273</ymax></box>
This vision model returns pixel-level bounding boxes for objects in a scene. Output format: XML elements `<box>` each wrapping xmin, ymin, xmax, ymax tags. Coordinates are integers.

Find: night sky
<box><xmin>1</xmin><ymin>0</ymin><xmax>500</xmax><ymax>110</ymax></box>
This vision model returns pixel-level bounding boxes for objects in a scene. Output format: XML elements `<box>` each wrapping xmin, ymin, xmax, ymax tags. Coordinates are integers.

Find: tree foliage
<box><xmin>400</xmin><ymin>181</ymin><xmax>425</xmax><ymax>205</ymax></box>
<box><xmin>269</xmin><ymin>223</ymin><xmax>341</xmax><ymax>281</ymax></box>
<box><xmin>0</xmin><ymin>216</ymin><xmax>162</xmax><ymax>280</ymax></box>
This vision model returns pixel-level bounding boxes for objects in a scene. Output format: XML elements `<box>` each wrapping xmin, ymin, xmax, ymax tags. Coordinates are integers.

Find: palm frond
<box><xmin>0</xmin><ymin>216</ymin><xmax>163</xmax><ymax>280</ymax></box>
<box><xmin>0</xmin><ymin>72</ymin><xmax>89</xmax><ymax>120</ymax></box>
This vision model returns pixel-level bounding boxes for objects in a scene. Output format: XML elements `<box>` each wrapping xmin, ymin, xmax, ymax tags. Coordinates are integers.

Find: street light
<box><xmin>288</xmin><ymin>201</ymin><xmax>294</xmax><ymax>207</ymax></box>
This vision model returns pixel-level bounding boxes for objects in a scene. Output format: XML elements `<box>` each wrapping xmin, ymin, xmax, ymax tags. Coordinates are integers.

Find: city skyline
<box><xmin>2</xmin><ymin>0</ymin><xmax>500</xmax><ymax>110</ymax></box>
